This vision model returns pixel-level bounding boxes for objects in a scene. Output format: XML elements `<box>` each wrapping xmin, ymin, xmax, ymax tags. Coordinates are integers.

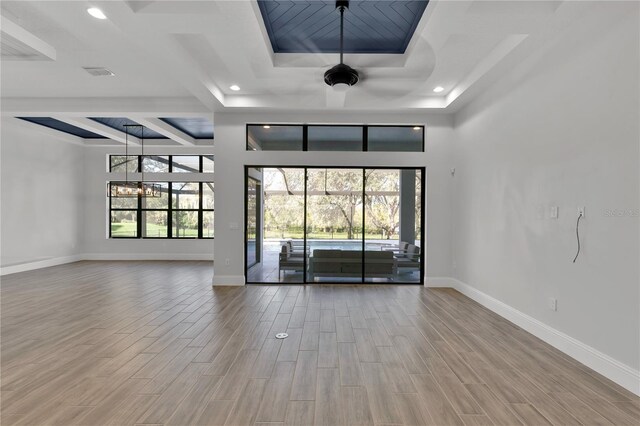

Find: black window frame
<box><xmin>243</xmin><ymin>165</ymin><xmax>426</xmax><ymax>285</ymax></box>
<box><xmin>245</xmin><ymin>124</ymin><xmax>425</xmax><ymax>152</ymax></box>
<box><xmin>107</xmin><ymin>155</ymin><xmax>214</xmax><ymax>240</ymax></box>
<box><xmin>109</xmin><ymin>154</ymin><xmax>215</xmax><ymax>173</ymax></box>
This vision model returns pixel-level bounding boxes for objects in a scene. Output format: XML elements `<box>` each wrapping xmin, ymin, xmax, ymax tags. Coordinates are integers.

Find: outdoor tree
<box><xmin>263</xmin><ymin>169</ymin><xmax>305</xmax><ymax>238</ymax></box>
<box><xmin>364</xmin><ymin>169</ymin><xmax>400</xmax><ymax>239</ymax></box>
<box><xmin>306</xmin><ymin>169</ymin><xmax>363</xmax><ymax>239</ymax></box>
<box><xmin>263</xmin><ymin>168</ymin><xmax>411</xmax><ymax>241</ymax></box>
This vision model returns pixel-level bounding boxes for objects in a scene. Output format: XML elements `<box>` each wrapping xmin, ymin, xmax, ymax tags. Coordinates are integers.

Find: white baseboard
<box><xmin>446</xmin><ymin>277</ymin><xmax>640</xmax><ymax>396</ymax></box>
<box><xmin>1</xmin><ymin>255</ymin><xmax>84</xmax><ymax>276</ymax></box>
<box><xmin>1</xmin><ymin>253</ymin><xmax>212</xmax><ymax>276</ymax></box>
<box><xmin>212</xmin><ymin>275</ymin><xmax>245</xmax><ymax>286</ymax></box>
<box><xmin>425</xmin><ymin>276</ymin><xmax>458</xmax><ymax>287</ymax></box>
<box><xmin>83</xmin><ymin>253</ymin><xmax>213</xmax><ymax>261</ymax></box>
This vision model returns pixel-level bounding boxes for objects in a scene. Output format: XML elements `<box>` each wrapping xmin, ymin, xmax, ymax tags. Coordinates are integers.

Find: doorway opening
<box><xmin>245</xmin><ymin>167</ymin><xmax>425</xmax><ymax>284</ymax></box>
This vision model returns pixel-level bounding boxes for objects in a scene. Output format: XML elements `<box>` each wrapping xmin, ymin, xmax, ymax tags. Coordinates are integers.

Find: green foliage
<box><xmin>263</xmin><ymin>168</ymin><xmax>407</xmax><ymax>239</ymax></box>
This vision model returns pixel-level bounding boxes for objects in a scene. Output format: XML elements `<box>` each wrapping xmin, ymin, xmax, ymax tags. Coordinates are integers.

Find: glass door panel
<box><xmin>246</xmin><ymin>177</ymin><xmax>259</xmax><ymax>268</ymax></box>
<box><xmin>260</xmin><ymin>168</ymin><xmax>305</xmax><ymax>283</ymax></box>
<box><xmin>393</xmin><ymin>169</ymin><xmax>422</xmax><ymax>283</ymax></box>
<box><xmin>364</xmin><ymin>169</ymin><xmax>400</xmax><ymax>282</ymax></box>
<box><xmin>306</xmin><ymin>168</ymin><xmax>363</xmax><ymax>283</ymax></box>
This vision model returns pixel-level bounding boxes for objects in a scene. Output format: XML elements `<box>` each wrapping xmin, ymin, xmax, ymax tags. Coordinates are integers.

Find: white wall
<box><xmin>212</xmin><ymin>111</ymin><xmax>454</xmax><ymax>285</ymax></box>
<box><xmin>452</xmin><ymin>2</ymin><xmax>639</xmax><ymax>384</ymax></box>
<box><xmin>1</xmin><ymin>118</ymin><xmax>84</xmax><ymax>272</ymax></box>
<box><xmin>0</xmin><ymin>121</ymin><xmax>216</xmax><ymax>273</ymax></box>
<box><xmin>82</xmin><ymin>145</ymin><xmax>214</xmax><ymax>260</ymax></box>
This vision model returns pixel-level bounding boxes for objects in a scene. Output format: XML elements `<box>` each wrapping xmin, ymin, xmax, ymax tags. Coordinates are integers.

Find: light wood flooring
<box><xmin>1</xmin><ymin>261</ymin><xmax>638</xmax><ymax>426</ymax></box>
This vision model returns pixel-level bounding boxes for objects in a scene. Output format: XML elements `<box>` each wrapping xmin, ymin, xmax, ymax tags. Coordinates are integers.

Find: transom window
<box><xmin>246</xmin><ymin>124</ymin><xmax>424</xmax><ymax>152</ymax></box>
<box><xmin>109</xmin><ymin>155</ymin><xmax>214</xmax><ymax>173</ymax></box>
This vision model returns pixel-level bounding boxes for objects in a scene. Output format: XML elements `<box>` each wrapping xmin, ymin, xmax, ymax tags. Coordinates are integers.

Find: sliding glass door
<box><xmin>246</xmin><ymin>168</ymin><xmax>305</xmax><ymax>283</ymax></box>
<box><xmin>306</xmin><ymin>169</ymin><xmax>364</xmax><ymax>283</ymax></box>
<box><xmin>364</xmin><ymin>169</ymin><xmax>399</xmax><ymax>282</ymax></box>
<box><xmin>245</xmin><ymin>166</ymin><xmax>424</xmax><ymax>284</ymax></box>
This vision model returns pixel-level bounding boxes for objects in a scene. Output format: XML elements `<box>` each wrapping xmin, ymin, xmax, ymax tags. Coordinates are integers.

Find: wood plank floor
<box><xmin>1</xmin><ymin>261</ymin><xmax>638</xmax><ymax>426</ymax></box>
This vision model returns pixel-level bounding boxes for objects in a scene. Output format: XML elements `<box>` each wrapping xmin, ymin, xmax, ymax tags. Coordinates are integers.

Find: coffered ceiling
<box><xmin>0</xmin><ymin>0</ymin><xmax>631</xmax><ymax>144</ymax></box>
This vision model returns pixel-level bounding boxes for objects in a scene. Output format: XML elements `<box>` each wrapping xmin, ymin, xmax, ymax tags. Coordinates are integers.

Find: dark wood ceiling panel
<box><xmin>258</xmin><ymin>0</ymin><xmax>429</xmax><ymax>54</ymax></box>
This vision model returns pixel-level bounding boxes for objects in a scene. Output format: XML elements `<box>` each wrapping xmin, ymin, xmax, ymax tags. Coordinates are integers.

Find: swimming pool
<box><xmin>263</xmin><ymin>239</ymin><xmax>420</xmax><ymax>253</ymax></box>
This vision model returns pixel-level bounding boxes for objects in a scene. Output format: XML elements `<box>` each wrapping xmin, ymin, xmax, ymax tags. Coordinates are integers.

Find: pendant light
<box><xmin>109</xmin><ymin>124</ymin><xmax>161</xmax><ymax>198</ymax></box>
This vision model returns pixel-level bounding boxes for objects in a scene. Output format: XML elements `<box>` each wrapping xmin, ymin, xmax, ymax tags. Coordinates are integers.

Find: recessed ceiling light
<box><xmin>413</xmin><ymin>126</ymin><xmax>421</xmax><ymax>130</ymax></box>
<box><xmin>433</xmin><ymin>86</ymin><xmax>444</xmax><ymax>93</ymax></box>
<box><xmin>87</xmin><ymin>7</ymin><xmax>107</xmax><ymax>20</ymax></box>
<box><xmin>229</xmin><ymin>85</ymin><xmax>240</xmax><ymax>91</ymax></box>
<box><xmin>263</xmin><ymin>125</ymin><xmax>271</xmax><ymax>129</ymax></box>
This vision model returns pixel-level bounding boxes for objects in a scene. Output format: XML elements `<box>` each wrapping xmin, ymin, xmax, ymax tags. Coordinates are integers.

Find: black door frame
<box><xmin>244</xmin><ymin>165</ymin><xmax>426</xmax><ymax>285</ymax></box>
<box><xmin>245</xmin><ymin>175</ymin><xmax>261</xmax><ymax>269</ymax></box>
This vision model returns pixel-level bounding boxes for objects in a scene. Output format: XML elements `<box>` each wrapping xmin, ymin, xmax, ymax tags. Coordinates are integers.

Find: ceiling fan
<box><xmin>324</xmin><ymin>0</ymin><xmax>359</xmax><ymax>91</ymax></box>
<box><xmin>321</xmin><ymin>0</ymin><xmax>435</xmax><ymax>108</ymax></box>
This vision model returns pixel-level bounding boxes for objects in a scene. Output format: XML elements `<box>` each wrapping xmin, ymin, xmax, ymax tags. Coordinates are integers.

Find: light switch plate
<box><xmin>550</xmin><ymin>206</ymin><xmax>559</xmax><ymax>219</ymax></box>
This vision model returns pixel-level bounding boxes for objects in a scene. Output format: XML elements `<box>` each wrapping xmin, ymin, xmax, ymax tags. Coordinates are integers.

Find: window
<box><xmin>110</xmin><ymin>155</ymin><xmax>138</xmax><ymax>172</ymax></box>
<box><xmin>368</xmin><ymin>126</ymin><xmax>423</xmax><ymax>152</ymax></box>
<box><xmin>109</xmin><ymin>182</ymin><xmax>214</xmax><ymax>239</ymax></box>
<box><xmin>307</xmin><ymin>125</ymin><xmax>363</xmax><ymax>151</ymax></box>
<box><xmin>246</xmin><ymin>124</ymin><xmax>424</xmax><ymax>152</ymax></box>
<box><xmin>172</xmin><ymin>182</ymin><xmax>199</xmax><ymax>238</ymax></box>
<box><xmin>109</xmin><ymin>155</ymin><xmax>214</xmax><ymax>173</ymax></box>
<box><xmin>108</xmin><ymin>155</ymin><xmax>213</xmax><ymax>239</ymax></box>
<box><xmin>247</xmin><ymin>125</ymin><xmax>303</xmax><ymax>151</ymax></box>
<box><xmin>142</xmin><ymin>155</ymin><xmax>169</xmax><ymax>172</ymax></box>
<box><xmin>172</xmin><ymin>156</ymin><xmax>200</xmax><ymax>173</ymax></box>
<box><xmin>202</xmin><ymin>155</ymin><xmax>214</xmax><ymax>173</ymax></box>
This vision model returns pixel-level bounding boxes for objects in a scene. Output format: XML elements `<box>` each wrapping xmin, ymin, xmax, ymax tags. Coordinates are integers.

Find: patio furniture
<box><xmin>279</xmin><ymin>244</ymin><xmax>304</xmax><ymax>277</ymax></box>
<box><xmin>382</xmin><ymin>241</ymin><xmax>409</xmax><ymax>254</ymax></box>
<box><xmin>308</xmin><ymin>249</ymin><xmax>396</xmax><ymax>281</ymax></box>
<box><xmin>395</xmin><ymin>243</ymin><xmax>421</xmax><ymax>271</ymax></box>
<box><xmin>280</xmin><ymin>240</ymin><xmax>309</xmax><ymax>258</ymax></box>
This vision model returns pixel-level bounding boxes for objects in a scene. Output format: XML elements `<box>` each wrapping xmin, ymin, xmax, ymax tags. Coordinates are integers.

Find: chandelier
<box><xmin>109</xmin><ymin>124</ymin><xmax>161</xmax><ymax>198</ymax></box>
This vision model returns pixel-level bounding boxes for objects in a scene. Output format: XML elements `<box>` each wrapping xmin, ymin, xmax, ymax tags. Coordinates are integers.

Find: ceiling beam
<box><xmin>1</xmin><ymin>97</ymin><xmax>212</xmax><ymax>117</ymax></box>
<box><xmin>52</xmin><ymin>116</ymin><xmax>140</xmax><ymax>144</ymax></box>
<box><xmin>1</xmin><ymin>15</ymin><xmax>56</xmax><ymax>61</ymax></box>
<box><xmin>100</xmin><ymin>2</ymin><xmax>225</xmax><ymax>111</ymax></box>
<box><xmin>13</xmin><ymin>117</ymin><xmax>84</xmax><ymax>146</ymax></box>
<box><xmin>133</xmin><ymin>117</ymin><xmax>195</xmax><ymax>146</ymax></box>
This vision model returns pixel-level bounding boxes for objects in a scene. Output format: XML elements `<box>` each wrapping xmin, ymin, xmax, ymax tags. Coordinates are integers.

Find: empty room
<box><xmin>1</xmin><ymin>1</ymin><xmax>638</xmax><ymax>425</ymax></box>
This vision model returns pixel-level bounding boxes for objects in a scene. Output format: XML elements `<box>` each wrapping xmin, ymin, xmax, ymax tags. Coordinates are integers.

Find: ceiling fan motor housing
<box><xmin>324</xmin><ymin>63</ymin><xmax>359</xmax><ymax>87</ymax></box>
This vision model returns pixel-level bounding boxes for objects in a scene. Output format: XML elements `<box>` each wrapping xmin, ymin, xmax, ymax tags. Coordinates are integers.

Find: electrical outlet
<box><xmin>225</xmin><ymin>258</ymin><xmax>230</xmax><ymax>266</ymax></box>
<box><xmin>550</xmin><ymin>206</ymin><xmax>559</xmax><ymax>219</ymax></box>
<box><xmin>548</xmin><ymin>297</ymin><xmax>558</xmax><ymax>311</ymax></box>
<box><xmin>578</xmin><ymin>206</ymin><xmax>585</xmax><ymax>217</ymax></box>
